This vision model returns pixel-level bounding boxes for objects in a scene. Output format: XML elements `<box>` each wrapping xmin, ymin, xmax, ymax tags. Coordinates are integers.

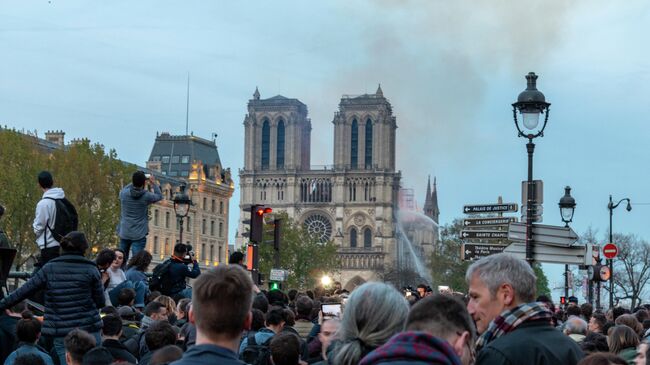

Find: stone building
<box><xmin>237</xmin><ymin>86</ymin><xmax>419</xmax><ymax>290</ymax></box>
<box><xmin>145</xmin><ymin>132</ymin><xmax>234</xmax><ymax>268</ymax></box>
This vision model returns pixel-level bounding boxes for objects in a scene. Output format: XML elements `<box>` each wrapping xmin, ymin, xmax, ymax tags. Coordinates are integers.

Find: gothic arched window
<box><xmin>365</xmin><ymin>118</ymin><xmax>373</xmax><ymax>169</ymax></box>
<box><xmin>350</xmin><ymin>228</ymin><xmax>357</xmax><ymax>248</ymax></box>
<box><xmin>277</xmin><ymin>119</ymin><xmax>285</xmax><ymax>168</ymax></box>
<box><xmin>364</xmin><ymin>228</ymin><xmax>372</xmax><ymax>248</ymax></box>
<box><xmin>261</xmin><ymin>119</ymin><xmax>270</xmax><ymax>169</ymax></box>
<box><xmin>351</xmin><ymin>119</ymin><xmax>358</xmax><ymax>168</ymax></box>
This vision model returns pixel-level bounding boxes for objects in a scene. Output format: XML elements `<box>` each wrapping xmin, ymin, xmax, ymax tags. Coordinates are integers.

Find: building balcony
<box><xmin>337</xmin><ymin>247</ymin><xmax>384</xmax><ymax>270</ymax></box>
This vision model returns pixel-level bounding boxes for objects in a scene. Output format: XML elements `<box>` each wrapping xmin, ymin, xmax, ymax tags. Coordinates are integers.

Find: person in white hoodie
<box><xmin>33</xmin><ymin>171</ymin><xmax>65</xmax><ymax>267</ymax></box>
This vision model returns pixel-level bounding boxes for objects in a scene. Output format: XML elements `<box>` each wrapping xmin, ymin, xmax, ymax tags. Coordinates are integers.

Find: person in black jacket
<box><xmin>466</xmin><ymin>253</ymin><xmax>584</xmax><ymax>365</ymax></box>
<box><xmin>101</xmin><ymin>314</ymin><xmax>137</xmax><ymax>364</ymax></box>
<box><xmin>0</xmin><ymin>231</ymin><xmax>104</xmax><ymax>365</ymax></box>
<box><xmin>166</xmin><ymin>243</ymin><xmax>200</xmax><ymax>299</ymax></box>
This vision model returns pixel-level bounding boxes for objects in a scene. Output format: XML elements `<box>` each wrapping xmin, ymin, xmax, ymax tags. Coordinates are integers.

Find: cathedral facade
<box><xmin>237</xmin><ymin>86</ymin><xmax>429</xmax><ymax>289</ymax></box>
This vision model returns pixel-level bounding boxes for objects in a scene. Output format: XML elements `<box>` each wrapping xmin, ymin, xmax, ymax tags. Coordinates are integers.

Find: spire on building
<box><xmin>431</xmin><ymin>177</ymin><xmax>439</xmax><ymax>218</ymax></box>
<box><xmin>423</xmin><ymin>175</ymin><xmax>440</xmax><ymax>223</ymax></box>
<box><xmin>253</xmin><ymin>86</ymin><xmax>260</xmax><ymax>100</ymax></box>
<box><xmin>376</xmin><ymin>83</ymin><xmax>383</xmax><ymax>97</ymax></box>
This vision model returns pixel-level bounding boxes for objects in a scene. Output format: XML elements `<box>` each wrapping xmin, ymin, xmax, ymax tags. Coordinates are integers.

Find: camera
<box><xmin>183</xmin><ymin>244</ymin><xmax>195</xmax><ymax>263</ymax></box>
<box><xmin>144</xmin><ymin>173</ymin><xmax>151</xmax><ymax>179</ymax></box>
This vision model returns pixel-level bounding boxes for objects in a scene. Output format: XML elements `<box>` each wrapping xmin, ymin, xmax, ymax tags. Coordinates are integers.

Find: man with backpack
<box><xmin>118</xmin><ymin>171</ymin><xmax>162</xmax><ymax>264</ymax></box>
<box><xmin>33</xmin><ymin>171</ymin><xmax>77</xmax><ymax>267</ymax></box>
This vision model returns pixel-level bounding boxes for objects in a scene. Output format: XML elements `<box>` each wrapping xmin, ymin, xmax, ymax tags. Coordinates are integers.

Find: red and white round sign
<box><xmin>603</xmin><ymin>243</ymin><xmax>618</xmax><ymax>259</ymax></box>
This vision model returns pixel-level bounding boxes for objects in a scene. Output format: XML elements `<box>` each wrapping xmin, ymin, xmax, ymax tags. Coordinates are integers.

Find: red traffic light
<box><xmin>256</xmin><ymin>207</ymin><xmax>273</xmax><ymax>216</ymax></box>
<box><xmin>560</xmin><ymin>296</ymin><xmax>566</xmax><ymax>305</ymax></box>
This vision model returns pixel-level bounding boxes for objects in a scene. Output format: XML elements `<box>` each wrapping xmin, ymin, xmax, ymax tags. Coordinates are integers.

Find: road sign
<box><xmin>463</xmin><ymin>217</ymin><xmax>517</xmax><ymax>227</ymax></box>
<box><xmin>463</xmin><ymin>203</ymin><xmax>518</xmax><ymax>214</ymax></box>
<box><xmin>508</xmin><ymin>222</ymin><xmax>578</xmax><ymax>247</ymax></box>
<box><xmin>504</xmin><ymin>242</ymin><xmax>595</xmax><ymax>265</ymax></box>
<box><xmin>270</xmin><ymin>269</ymin><xmax>287</xmax><ymax>282</ymax></box>
<box><xmin>603</xmin><ymin>243</ymin><xmax>618</xmax><ymax>259</ymax></box>
<box><xmin>460</xmin><ymin>230</ymin><xmax>509</xmax><ymax>240</ymax></box>
<box><xmin>461</xmin><ymin>243</ymin><xmax>507</xmax><ymax>261</ymax></box>
<box><xmin>522</xmin><ymin>180</ymin><xmax>544</xmax><ymax>205</ymax></box>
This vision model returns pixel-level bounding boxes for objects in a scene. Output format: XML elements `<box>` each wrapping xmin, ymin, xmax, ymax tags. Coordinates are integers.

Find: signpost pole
<box><xmin>526</xmin><ymin>140</ymin><xmax>535</xmax><ymax>266</ymax></box>
<box><xmin>609</xmin><ymin>199</ymin><xmax>614</xmax><ymax>309</ymax></box>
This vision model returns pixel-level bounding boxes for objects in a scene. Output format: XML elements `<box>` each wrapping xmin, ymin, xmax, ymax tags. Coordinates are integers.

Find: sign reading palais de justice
<box><xmin>463</xmin><ymin>203</ymin><xmax>518</xmax><ymax>214</ymax></box>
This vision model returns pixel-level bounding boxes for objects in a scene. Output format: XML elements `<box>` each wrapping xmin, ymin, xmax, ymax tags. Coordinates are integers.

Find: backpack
<box><xmin>43</xmin><ymin>197</ymin><xmax>78</xmax><ymax>246</ymax></box>
<box><xmin>149</xmin><ymin>259</ymin><xmax>173</xmax><ymax>293</ymax></box>
<box><xmin>240</xmin><ymin>331</ymin><xmax>272</xmax><ymax>365</ymax></box>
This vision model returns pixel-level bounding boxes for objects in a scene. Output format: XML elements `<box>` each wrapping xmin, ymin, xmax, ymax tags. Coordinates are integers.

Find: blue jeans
<box><xmin>53</xmin><ymin>331</ymin><xmax>101</xmax><ymax>365</ymax></box>
<box><xmin>108</xmin><ymin>280</ymin><xmax>147</xmax><ymax>308</ymax></box>
<box><xmin>119</xmin><ymin>237</ymin><xmax>147</xmax><ymax>265</ymax></box>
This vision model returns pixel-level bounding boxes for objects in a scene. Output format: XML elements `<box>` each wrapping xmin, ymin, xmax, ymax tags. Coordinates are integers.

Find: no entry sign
<box><xmin>603</xmin><ymin>243</ymin><xmax>618</xmax><ymax>259</ymax></box>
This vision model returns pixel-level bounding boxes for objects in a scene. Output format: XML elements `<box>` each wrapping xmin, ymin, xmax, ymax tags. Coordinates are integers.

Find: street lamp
<box><xmin>513</xmin><ymin>72</ymin><xmax>551</xmax><ymax>265</ymax></box>
<box><xmin>608</xmin><ymin>195</ymin><xmax>631</xmax><ymax>309</ymax></box>
<box><xmin>173</xmin><ymin>183</ymin><xmax>192</xmax><ymax>245</ymax></box>
<box><xmin>558</xmin><ymin>186</ymin><xmax>576</xmax><ymax>306</ymax></box>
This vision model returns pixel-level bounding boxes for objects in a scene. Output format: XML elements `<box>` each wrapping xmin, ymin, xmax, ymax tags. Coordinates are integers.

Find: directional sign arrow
<box><xmin>507</xmin><ymin>222</ymin><xmax>578</xmax><ymax>247</ymax></box>
<box><xmin>504</xmin><ymin>242</ymin><xmax>593</xmax><ymax>265</ymax></box>
<box><xmin>461</xmin><ymin>243</ymin><xmax>507</xmax><ymax>261</ymax></box>
<box><xmin>463</xmin><ymin>203</ymin><xmax>518</xmax><ymax>214</ymax></box>
<box><xmin>460</xmin><ymin>230</ymin><xmax>509</xmax><ymax>240</ymax></box>
<box><xmin>463</xmin><ymin>217</ymin><xmax>517</xmax><ymax>227</ymax></box>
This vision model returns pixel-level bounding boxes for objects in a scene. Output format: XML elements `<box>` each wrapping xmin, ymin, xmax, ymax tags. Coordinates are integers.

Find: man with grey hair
<box><xmin>564</xmin><ymin>316</ymin><xmax>588</xmax><ymax>343</ymax></box>
<box><xmin>466</xmin><ymin>253</ymin><xmax>583</xmax><ymax>365</ymax></box>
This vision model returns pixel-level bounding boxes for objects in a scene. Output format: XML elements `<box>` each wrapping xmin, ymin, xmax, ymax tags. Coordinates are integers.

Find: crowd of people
<box><xmin>1</xmin><ymin>171</ymin><xmax>650</xmax><ymax>365</ymax></box>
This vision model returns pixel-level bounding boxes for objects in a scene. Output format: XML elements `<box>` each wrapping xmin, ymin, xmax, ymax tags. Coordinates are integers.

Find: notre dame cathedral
<box><xmin>236</xmin><ymin>85</ymin><xmax>438</xmax><ymax>290</ymax></box>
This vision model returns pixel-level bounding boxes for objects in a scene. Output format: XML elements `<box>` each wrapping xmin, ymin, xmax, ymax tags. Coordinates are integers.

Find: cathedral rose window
<box><xmin>304</xmin><ymin>214</ymin><xmax>332</xmax><ymax>243</ymax></box>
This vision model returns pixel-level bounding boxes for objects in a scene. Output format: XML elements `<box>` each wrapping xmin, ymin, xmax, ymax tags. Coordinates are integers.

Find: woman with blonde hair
<box><xmin>328</xmin><ymin>282</ymin><xmax>409</xmax><ymax>365</ymax></box>
<box><xmin>154</xmin><ymin>295</ymin><xmax>178</xmax><ymax>325</ymax></box>
<box><xmin>609</xmin><ymin>325</ymin><xmax>640</xmax><ymax>365</ymax></box>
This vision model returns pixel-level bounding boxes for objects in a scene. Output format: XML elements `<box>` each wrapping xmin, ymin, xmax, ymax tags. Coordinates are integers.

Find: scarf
<box><xmin>475</xmin><ymin>301</ymin><xmax>552</xmax><ymax>351</ymax></box>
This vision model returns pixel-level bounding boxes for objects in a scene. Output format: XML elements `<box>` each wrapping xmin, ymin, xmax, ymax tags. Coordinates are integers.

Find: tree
<box><xmin>533</xmin><ymin>263</ymin><xmax>551</xmax><ymax>298</ymax></box>
<box><xmin>257</xmin><ymin>212</ymin><xmax>339</xmax><ymax>290</ymax></box>
<box><xmin>610</xmin><ymin>233</ymin><xmax>650</xmax><ymax>308</ymax></box>
<box><xmin>430</xmin><ymin>219</ymin><xmax>470</xmax><ymax>293</ymax></box>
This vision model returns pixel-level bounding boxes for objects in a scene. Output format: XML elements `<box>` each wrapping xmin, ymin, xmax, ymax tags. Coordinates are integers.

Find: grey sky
<box><xmin>2</xmin><ymin>1</ymin><xmax>649</xmax><ymax>299</ymax></box>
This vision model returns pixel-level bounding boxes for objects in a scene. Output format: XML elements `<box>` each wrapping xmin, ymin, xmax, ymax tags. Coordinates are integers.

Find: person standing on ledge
<box><xmin>118</xmin><ymin>171</ymin><xmax>162</xmax><ymax>264</ymax></box>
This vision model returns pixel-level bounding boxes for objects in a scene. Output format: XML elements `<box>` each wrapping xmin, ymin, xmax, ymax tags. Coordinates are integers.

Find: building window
<box><xmin>201</xmin><ymin>243</ymin><xmax>206</xmax><ymax>260</ymax></box>
<box><xmin>169</xmin><ymin>171</ymin><xmax>178</xmax><ymax>177</ymax></box>
<box><xmin>161</xmin><ymin>156</ymin><xmax>170</xmax><ymax>163</ymax></box>
<box><xmin>152</xmin><ymin>156</ymin><xmax>161</xmax><ymax>162</ymax></box>
<box><xmin>219</xmin><ymin>201</ymin><xmax>224</xmax><ymax>214</ymax></box>
<box><xmin>218</xmin><ymin>246</ymin><xmax>222</xmax><ymax>263</ymax></box>
<box><xmin>202</xmin><ymin>219</ymin><xmax>206</xmax><ymax>235</ymax></box>
<box><xmin>164</xmin><ymin>238</ymin><xmax>169</xmax><ymax>256</ymax></box>
<box><xmin>186</xmin><ymin>216</ymin><xmax>191</xmax><ymax>232</ymax></box>
<box><xmin>261</xmin><ymin>119</ymin><xmax>270</xmax><ymax>169</ymax></box>
<box><xmin>364</xmin><ymin>228</ymin><xmax>372</xmax><ymax>248</ymax></box>
<box><xmin>365</xmin><ymin>118</ymin><xmax>373</xmax><ymax>168</ymax></box>
<box><xmin>154</xmin><ymin>209</ymin><xmax>159</xmax><ymax>226</ymax></box>
<box><xmin>180</xmin><ymin>171</ymin><xmax>189</xmax><ymax>177</ymax></box>
<box><xmin>210</xmin><ymin>220</ymin><xmax>215</xmax><ymax>236</ymax></box>
<box><xmin>165</xmin><ymin>212</ymin><xmax>170</xmax><ymax>228</ymax></box>
<box><xmin>211</xmin><ymin>200</ymin><xmax>215</xmax><ymax>213</ymax></box>
<box><xmin>350</xmin><ymin>119</ymin><xmax>358</xmax><ymax>168</ymax></box>
<box><xmin>210</xmin><ymin>245</ymin><xmax>214</xmax><ymax>262</ymax></box>
<box><xmin>203</xmin><ymin>197</ymin><xmax>207</xmax><ymax>210</ymax></box>
<box><xmin>153</xmin><ymin>236</ymin><xmax>159</xmax><ymax>254</ymax></box>
<box><xmin>219</xmin><ymin>222</ymin><xmax>223</xmax><ymax>237</ymax></box>
<box><xmin>277</xmin><ymin>119</ymin><xmax>285</xmax><ymax>168</ymax></box>
<box><xmin>350</xmin><ymin>228</ymin><xmax>357</xmax><ymax>248</ymax></box>
<box><xmin>181</xmin><ymin>155</ymin><xmax>190</xmax><ymax>163</ymax></box>
<box><xmin>171</xmin><ymin>155</ymin><xmax>180</xmax><ymax>164</ymax></box>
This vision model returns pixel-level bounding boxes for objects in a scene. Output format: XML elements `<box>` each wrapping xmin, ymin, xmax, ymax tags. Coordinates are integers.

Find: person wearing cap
<box><xmin>568</xmin><ymin>296</ymin><xmax>579</xmax><ymax>307</ymax></box>
<box><xmin>0</xmin><ymin>231</ymin><xmax>105</xmax><ymax>365</ymax></box>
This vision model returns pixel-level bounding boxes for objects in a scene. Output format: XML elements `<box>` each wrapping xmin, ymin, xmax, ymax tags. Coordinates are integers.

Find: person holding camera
<box><xmin>117</xmin><ymin>171</ymin><xmax>162</xmax><ymax>264</ymax></box>
<box><xmin>166</xmin><ymin>243</ymin><xmax>200</xmax><ymax>299</ymax></box>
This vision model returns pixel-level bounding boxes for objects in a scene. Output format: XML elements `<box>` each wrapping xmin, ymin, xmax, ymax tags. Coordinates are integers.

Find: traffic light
<box><xmin>560</xmin><ymin>296</ymin><xmax>566</xmax><ymax>305</ymax></box>
<box><xmin>250</xmin><ymin>205</ymin><xmax>272</xmax><ymax>243</ymax></box>
<box><xmin>270</xmin><ymin>281</ymin><xmax>281</xmax><ymax>290</ymax></box>
<box><xmin>592</xmin><ymin>264</ymin><xmax>611</xmax><ymax>282</ymax></box>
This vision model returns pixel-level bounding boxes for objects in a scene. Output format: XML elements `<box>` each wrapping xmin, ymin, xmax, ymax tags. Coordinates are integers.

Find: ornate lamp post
<box><xmin>559</xmin><ymin>186</ymin><xmax>576</xmax><ymax>304</ymax></box>
<box><xmin>512</xmin><ymin>72</ymin><xmax>551</xmax><ymax>265</ymax></box>
<box><xmin>173</xmin><ymin>183</ymin><xmax>192</xmax><ymax>244</ymax></box>
<box><xmin>607</xmin><ymin>195</ymin><xmax>631</xmax><ymax>309</ymax></box>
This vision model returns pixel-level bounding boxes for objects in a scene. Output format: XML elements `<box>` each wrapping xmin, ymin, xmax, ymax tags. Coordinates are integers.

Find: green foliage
<box><xmin>257</xmin><ymin>212</ymin><xmax>339</xmax><ymax>290</ymax></box>
<box><xmin>0</xmin><ymin>130</ymin><xmax>134</xmax><ymax>267</ymax></box>
<box><xmin>430</xmin><ymin>219</ymin><xmax>470</xmax><ymax>293</ymax></box>
<box><xmin>533</xmin><ymin>263</ymin><xmax>551</xmax><ymax>298</ymax></box>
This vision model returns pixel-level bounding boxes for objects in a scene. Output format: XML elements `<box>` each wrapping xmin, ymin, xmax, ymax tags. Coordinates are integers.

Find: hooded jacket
<box><xmin>117</xmin><ymin>183</ymin><xmax>162</xmax><ymax>240</ymax></box>
<box><xmin>33</xmin><ymin>187</ymin><xmax>65</xmax><ymax>249</ymax></box>
<box><xmin>359</xmin><ymin>331</ymin><xmax>462</xmax><ymax>365</ymax></box>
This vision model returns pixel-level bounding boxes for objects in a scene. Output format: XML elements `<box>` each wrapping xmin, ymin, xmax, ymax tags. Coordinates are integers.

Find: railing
<box><xmin>337</xmin><ymin>247</ymin><xmax>383</xmax><ymax>253</ymax></box>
